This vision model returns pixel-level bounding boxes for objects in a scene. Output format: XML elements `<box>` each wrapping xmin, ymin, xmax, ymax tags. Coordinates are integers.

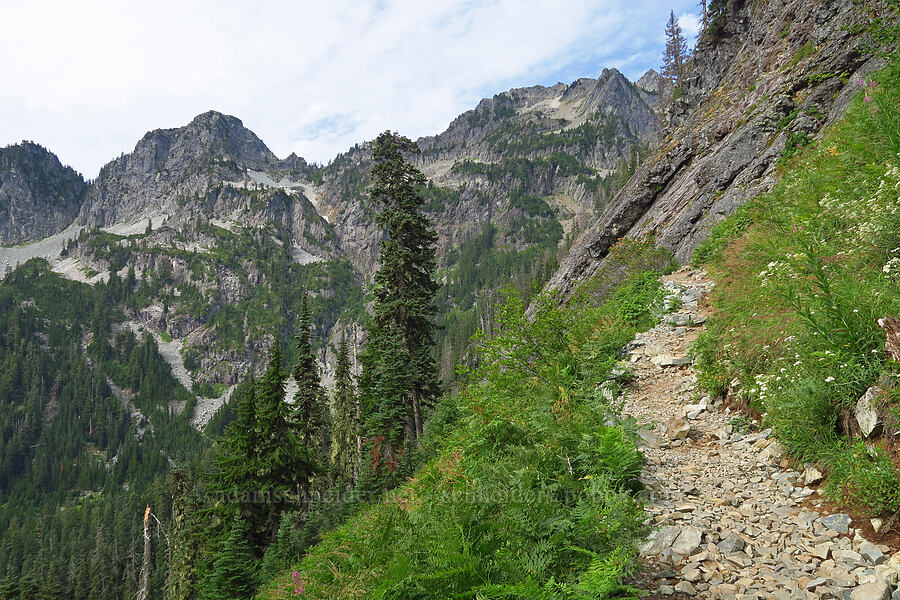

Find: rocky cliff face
<box><xmin>55</xmin><ymin>112</ymin><xmax>348</xmax><ymax>391</ymax></box>
<box><xmin>312</xmin><ymin>68</ymin><xmax>660</xmax><ymax>278</ymax></box>
<box><xmin>0</xmin><ymin>142</ymin><xmax>88</xmax><ymax>245</ymax></box>
<box><xmin>80</xmin><ymin>111</ymin><xmax>275</xmax><ymax>226</ymax></box>
<box><xmin>549</xmin><ymin>0</ymin><xmax>895</xmax><ymax>301</ymax></box>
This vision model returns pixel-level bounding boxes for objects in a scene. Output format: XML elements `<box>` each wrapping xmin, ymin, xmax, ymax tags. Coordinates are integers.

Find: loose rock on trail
<box><xmin>626</xmin><ymin>269</ymin><xmax>900</xmax><ymax>600</ymax></box>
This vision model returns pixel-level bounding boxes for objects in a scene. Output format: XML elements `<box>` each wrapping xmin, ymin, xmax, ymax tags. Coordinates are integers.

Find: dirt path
<box><xmin>627</xmin><ymin>268</ymin><xmax>900</xmax><ymax>600</ymax></box>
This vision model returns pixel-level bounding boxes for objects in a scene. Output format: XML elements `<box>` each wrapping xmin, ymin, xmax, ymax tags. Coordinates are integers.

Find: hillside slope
<box><xmin>550</xmin><ymin>0</ymin><xmax>893</xmax><ymax>301</ymax></box>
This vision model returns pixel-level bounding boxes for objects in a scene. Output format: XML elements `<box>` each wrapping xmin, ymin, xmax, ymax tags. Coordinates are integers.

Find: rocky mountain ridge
<box><xmin>0</xmin><ymin>142</ymin><xmax>88</xmax><ymax>245</ymax></box>
<box><xmin>549</xmin><ymin>0</ymin><xmax>895</xmax><ymax>301</ymax></box>
<box><xmin>313</xmin><ymin>67</ymin><xmax>661</xmax><ymax>278</ymax></box>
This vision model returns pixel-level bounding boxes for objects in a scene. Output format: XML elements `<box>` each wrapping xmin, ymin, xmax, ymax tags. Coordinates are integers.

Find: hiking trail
<box><xmin>627</xmin><ymin>268</ymin><xmax>900</xmax><ymax>600</ymax></box>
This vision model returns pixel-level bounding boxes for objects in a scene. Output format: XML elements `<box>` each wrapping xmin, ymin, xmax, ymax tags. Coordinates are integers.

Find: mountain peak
<box><xmin>187</xmin><ymin>110</ymin><xmax>246</xmax><ymax>131</ymax></box>
<box><xmin>635</xmin><ymin>69</ymin><xmax>663</xmax><ymax>93</ymax></box>
<box><xmin>0</xmin><ymin>141</ymin><xmax>88</xmax><ymax>244</ymax></box>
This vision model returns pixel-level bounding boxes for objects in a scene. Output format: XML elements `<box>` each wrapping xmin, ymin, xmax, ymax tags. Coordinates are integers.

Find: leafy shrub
<box><xmin>789</xmin><ymin>42</ymin><xmax>816</xmax><ymax>67</ymax></box>
<box><xmin>260</xmin><ymin>271</ymin><xmax>673</xmax><ymax>598</ymax></box>
<box><xmin>825</xmin><ymin>442</ymin><xmax>900</xmax><ymax>515</ymax></box>
<box><xmin>779</xmin><ymin>132</ymin><xmax>811</xmax><ymax>163</ymax></box>
<box><xmin>692</xmin><ymin>205</ymin><xmax>752</xmax><ymax>265</ymax></box>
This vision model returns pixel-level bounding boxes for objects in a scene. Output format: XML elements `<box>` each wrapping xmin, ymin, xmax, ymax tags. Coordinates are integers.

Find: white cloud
<box><xmin>0</xmin><ymin>0</ymin><xmax>701</xmax><ymax>177</ymax></box>
<box><xmin>678</xmin><ymin>12</ymin><xmax>702</xmax><ymax>41</ymax></box>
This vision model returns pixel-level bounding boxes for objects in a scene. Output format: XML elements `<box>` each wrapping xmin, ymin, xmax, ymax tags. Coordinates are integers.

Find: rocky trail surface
<box><xmin>627</xmin><ymin>269</ymin><xmax>900</xmax><ymax>600</ymax></box>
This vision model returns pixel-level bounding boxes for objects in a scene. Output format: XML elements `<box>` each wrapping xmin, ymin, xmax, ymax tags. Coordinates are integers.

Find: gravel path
<box><xmin>628</xmin><ymin>269</ymin><xmax>900</xmax><ymax>600</ymax></box>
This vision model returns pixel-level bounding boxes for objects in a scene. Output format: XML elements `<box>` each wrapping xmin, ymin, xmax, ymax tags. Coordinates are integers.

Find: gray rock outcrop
<box><xmin>0</xmin><ymin>142</ymin><xmax>88</xmax><ymax>245</ymax></box>
<box><xmin>549</xmin><ymin>0</ymin><xmax>893</xmax><ymax>301</ymax></box>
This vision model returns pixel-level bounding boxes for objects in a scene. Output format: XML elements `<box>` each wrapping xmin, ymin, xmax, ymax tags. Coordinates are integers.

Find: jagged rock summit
<box><xmin>314</xmin><ymin>67</ymin><xmax>661</xmax><ymax>277</ymax></box>
<box><xmin>0</xmin><ymin>141</ymin><xmax>88</xmax><ymax>245</ymax></box>
<box><xmin>78</xmin><ymin>110</ymin><xmax>281</xmax><ymax>229</ymax></box>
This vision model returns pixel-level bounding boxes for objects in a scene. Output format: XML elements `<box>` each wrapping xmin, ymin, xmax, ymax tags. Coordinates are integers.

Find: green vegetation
<box><xmin>436</xmin><ymin>223</ymin><xmax>561</xmax><ymax>382</ymax></box>
<box><xmin>789</xmin><ymin>41</ymin><xmax>816</xmax><ymax>68</ymax></box>
<box><xmin>261</xmin><ymin>256</ymin><xmax>676</xmax><ymax>598</ymax></box>
<box><xmin>693</xmin><ymin>58</ymin><xmax>900</xmax><ymax>516</ymax></box>
<box><xmin>359</xmin><ymin>131</ymin><xmax>440</xmax><ymax>487</ymax></box>
<box><xmin>0</xmin><ymin>259</ymin><xmax>203</xmax><ymax>599</ymax></box>
<box><xmin>485</xmin><ymin>114</ymin><xmax>622</xmax><ymax>156</ymax></box>
<box><xmin>329</xmin><ymin>335</ymin><xmax>358</xmax><ymax>484</ymax></box>
<box><xmin>452</xmin><ymin>153</ymin><xmax>595</xmax><ymax>180</ymax></box>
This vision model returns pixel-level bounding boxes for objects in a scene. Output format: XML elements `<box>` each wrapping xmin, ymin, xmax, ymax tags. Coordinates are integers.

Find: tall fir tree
<box><xmin>699</xmin><ymin>0</ymin><xmax>708</xmax><ymax>30</ymax></box>
<box><xmin>359</xmin><ymin>131</ymin><xmax>440</xmax><ymax>483</ymax></box>
<box><xmin>330</xmin><ymin>334</ymin><xmax>359</xmax><ymax>484</ymax></box>
<box><xmin>291</xmin><ymin>291</ymin><xmax>329</xmax><ymax>459</ymax></box>
<box><xmin>213</xmin><ymin>376</ymin><xmax>259</xmax><ymax>495</ymax></box>
<box><xmin>252</xmin><ymin>341</ymin><xmax>316</xmax><ymax>550</ymax></box>
<box><xmin>662</xmin><ymin>10</ymin><xmax>689</xmax><ymax>84</ymax></box>
<box><xmin>166</xmin><ymin>470</ymin><xmax>200</xmax><ymax>600</ymax></box>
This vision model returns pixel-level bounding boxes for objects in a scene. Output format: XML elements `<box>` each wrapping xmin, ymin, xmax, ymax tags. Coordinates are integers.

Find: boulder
<box><xmin>672</xmin><ymin>526</ymin><xmax>703</xmax><ymax>556</ymax></box>
<box><xmin>666</xmin><ymin>415</ymin><xmax>691</xmax><ymax>440</ymax></box>
<box><xmin>819</xmin><ymin>513</ymin><xmax>852</xmax><ymax>534</ymax></box>
<box><xmin>856</xmin><ymin>386</ymin><xmax>884</xmax><ymax>438</ymax></box>
<box><xmin>850</xmin><ymin>580</ymin><xmax>891</xmax><ymax>600</ymax></box>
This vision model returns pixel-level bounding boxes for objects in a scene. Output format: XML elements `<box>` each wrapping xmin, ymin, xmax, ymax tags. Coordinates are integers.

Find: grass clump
<box><xmin>259</xmin><ymin>262</ymin><xmax>675</xmax><ymax>598</ymax></box>
<box><xmin>692</xmin><ymin>57</ymin><xmax>900</xmax><ymax>516</ymax></box>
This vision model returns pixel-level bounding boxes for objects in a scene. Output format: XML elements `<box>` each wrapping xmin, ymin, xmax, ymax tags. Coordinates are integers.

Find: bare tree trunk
<box><xmin>138</xmin><ymin>505</ymin><xmax>151</xmax><ymax>600</ymax></box>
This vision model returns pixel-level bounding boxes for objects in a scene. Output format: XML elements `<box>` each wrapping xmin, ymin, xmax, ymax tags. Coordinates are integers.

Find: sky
<box><xmin>0</xmin><ymin>1</ymin><xmax>700</xmax><ymax>178</ymax></box>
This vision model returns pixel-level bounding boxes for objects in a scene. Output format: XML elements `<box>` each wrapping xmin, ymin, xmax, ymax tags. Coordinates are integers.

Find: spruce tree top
<box><xmin>371</xmin><ymin>131</ymin><xmax>429</xmax><ymax>227</ymax></box>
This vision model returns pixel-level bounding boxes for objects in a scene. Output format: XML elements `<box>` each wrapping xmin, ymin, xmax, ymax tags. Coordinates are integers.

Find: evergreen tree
<box><xmin>216</xmin><ymin>376</ymin><xmax>259</xmax><ymax>493</ymax></box>
<box><xmin>330</xmin><ymin>334</ymin><xmax>358</xmax><ymax>484</ymax></box>
<box><xmin>359</xmin><ymin>131</ymin><xmax>440</xmax><ymax>483</ymax></box>
<box><xmin>707</xmin><ymin>0</ymin><xmax>728</xmax><ymax>34</ymax></box>
<box><xmin>197</xmin><ymin>519</ymin><xmax>258</xmax><ymax>600</ymax></box>
<box><xmin>662</xmin><ymin>10</ymin><xmax>689</xmax><ymax>85</ymax></box>
<box><xmin>166</xmin><ymin>470</ymin><xmax>200</xmax><ymax>600</ymax></box>
<box><xmin>291</xmin><ymin>292</ymin><xmax>329</xmax><ymax>459</ymax></box>
<box><xmin>699</xmin><ymin>0</ymin><xmax>708</xmax><ymax>30</ymax></box>
<box><xmin>252</xmin><ymin>341</ymin><xmax>316</xmax><ymax>550</ymax></box>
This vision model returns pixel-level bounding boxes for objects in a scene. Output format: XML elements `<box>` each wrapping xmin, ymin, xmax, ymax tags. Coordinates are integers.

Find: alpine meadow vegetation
<box><xmin>692</xmin><ymin>55</ymin><xmax>900</xmax><ymax>517</ymax></box>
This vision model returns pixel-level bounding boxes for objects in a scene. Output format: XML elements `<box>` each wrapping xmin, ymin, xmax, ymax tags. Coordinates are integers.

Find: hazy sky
<box><xmin>0</xmin><ymin>1</ymin><xmax>700</xmax><ymax>178</ymax></box>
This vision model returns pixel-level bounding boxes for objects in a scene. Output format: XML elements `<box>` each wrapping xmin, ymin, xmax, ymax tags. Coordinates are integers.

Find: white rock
<box><xmin>652</xmin><ymin>353</ymin><xmax>693</xmax><ymax>367</ymax></box>
<box><xmin>856</xmin><ymin>386</ymin><xmax>884</xmax><ymax>438</ymax></box>
<box><xmin>850</xmin><ymin>580</ymin><xmax>891</xmax><ymax>600</ymax></box>
<box><xmin>672</xmin><ymin>526</ymin><xmax>703</xmax><ymax>556</ymax></box>
<box><xmin>759</xmin><ymin>441</ymin><xmax>784</xmax><ymax>464</ymax></box>
<box><xmin>637</xmin><ymin>428</ymin><xmax>665</xmax><ymax>448</ymax></box>
<box><xmin>803</xmin><ymin>466</ymin><xmax>824</xmax><ymax>486</ymax></box>
<box><xmin>666</xmin><ymin>415</ymin><xmax>691</xmax><ymax>440</ymax></box>
<box><xmin>640</xmin><ymin>526</ymin><xmax>682</xmax><ymax>557</ymax></box>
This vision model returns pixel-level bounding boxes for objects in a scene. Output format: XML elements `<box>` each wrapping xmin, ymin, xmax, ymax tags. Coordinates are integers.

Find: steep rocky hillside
<box><xmin>550</xmin><ymin>0</ymin><xmax>895</xmax><ymax>300</ymax></box>
<box><xmin>55</xmin><ymin>112</ymin><xmax>355</xmax><ymax>406</ymax></box>
<box><xmin>313</xmin><ymin>67</ymin><xmax>661</xmax><ymax>279</ymax></box>
<box><xmin>0</xmin><ymin>142</ymin><xmax>88</xmax><ymax>245</ymax></box>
